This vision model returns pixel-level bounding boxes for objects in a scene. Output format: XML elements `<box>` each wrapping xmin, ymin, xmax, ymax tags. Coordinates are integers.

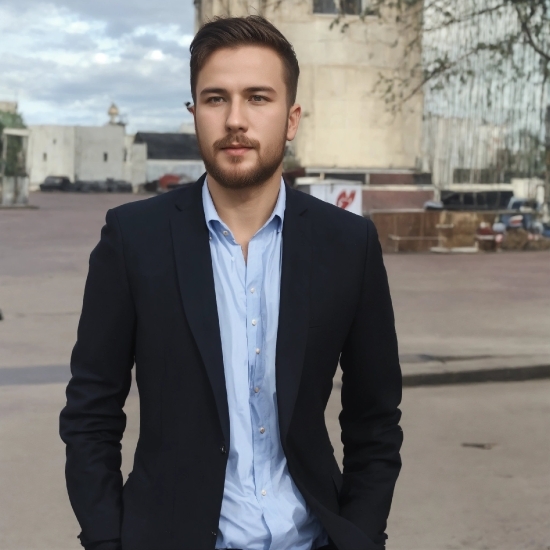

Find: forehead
<box><xmin>197</xmin><ymin>45</ymin><xmax>285</xmax><ymax>90</ymax></box>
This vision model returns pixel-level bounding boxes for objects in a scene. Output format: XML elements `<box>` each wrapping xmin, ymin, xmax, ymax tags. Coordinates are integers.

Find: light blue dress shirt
<box><xmin>202</xmin><ymin>179</ymin><xmax>328</xmax><ymax>550</ymax></box>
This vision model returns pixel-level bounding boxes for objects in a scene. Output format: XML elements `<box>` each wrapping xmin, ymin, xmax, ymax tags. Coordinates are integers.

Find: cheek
<box><xmin>196</xmin><ymin>111</ymin><xmax>223</xmax><ymax>140</ymax></box>
<box><xmin>196</xmin><ymin>117</ymin><xmax>219</xmax><ymax>148</ymax></box>
<box><xmin>251</xmin><ymin>110</ymin><xmax>288</xmax><ymax>145</ymax></box>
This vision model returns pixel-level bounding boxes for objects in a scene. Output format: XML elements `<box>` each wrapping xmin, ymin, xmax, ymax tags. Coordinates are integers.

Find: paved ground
<box><xmin>1</xmin><ymin>192</ymin><xmax>549</xmax><ymax>549</ymax></box>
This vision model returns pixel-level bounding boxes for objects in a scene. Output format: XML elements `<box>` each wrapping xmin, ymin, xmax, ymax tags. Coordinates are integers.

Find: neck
<box><xmin>206</xmin><ymin>169</ymin><xmax>283</xmax><ymax>252</ymax></box>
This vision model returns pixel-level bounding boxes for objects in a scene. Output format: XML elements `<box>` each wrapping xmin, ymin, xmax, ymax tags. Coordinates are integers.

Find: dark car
<box><xmin>73</xmin><ymin>179</ymin><xmax>133</xmax><ymax>193</ymax></box>
<box><xmin>39</xmin><ymin>176</ymin><xmax>74</xmax><ymax>192</ymax></box>
<box><xmin>105</xmin><ymin>179</ymin><xmax>133</xmax><ymax>193</ymax></box>
<box><xmin>431</xmin><ymin>190</ymin><xmax>514</xmax><ymax>211</ymax></box>
<box><xmin>74</xmin><ymin>180</ymin><xmax>102</xmax><ymax>193</ymax></box>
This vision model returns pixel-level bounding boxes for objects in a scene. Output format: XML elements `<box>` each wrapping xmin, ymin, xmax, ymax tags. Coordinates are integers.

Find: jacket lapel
<box><xmin>169</xmin><ymin>177</ymin><xmax>230</xmax><ymax>449</ymax></box>
<box><xmin>276</xmin><ymin>186</ymin><xmax>312</xmax><ymax>444</ymax></box>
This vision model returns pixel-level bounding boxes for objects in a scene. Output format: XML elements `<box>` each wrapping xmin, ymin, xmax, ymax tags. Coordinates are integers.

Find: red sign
<box><xmin>336</xmin><ymin>190</ymin><xmax>356</xmax><ymax>210</ymax></box>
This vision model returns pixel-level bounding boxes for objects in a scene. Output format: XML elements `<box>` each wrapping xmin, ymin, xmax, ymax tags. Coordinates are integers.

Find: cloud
<box><xmin>0</xmin><ymin>1</ymin><xmax>195</xmax><ymax>132</ymax></box>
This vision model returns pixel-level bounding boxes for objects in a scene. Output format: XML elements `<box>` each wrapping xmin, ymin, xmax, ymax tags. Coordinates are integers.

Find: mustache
<box><xmin>213</xmin><ymin>134</ymin><xmax>260</xmax><ymax>151</ymax></box>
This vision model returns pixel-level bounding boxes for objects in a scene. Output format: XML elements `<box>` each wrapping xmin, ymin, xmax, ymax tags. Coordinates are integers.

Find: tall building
<box><xmin>195</xmin><ymin>0</ymin><xmax>424</xmax><ymax>181</ymax></box>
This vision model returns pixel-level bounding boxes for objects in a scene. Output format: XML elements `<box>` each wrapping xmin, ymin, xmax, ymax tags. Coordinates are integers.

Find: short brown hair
<box><xmin>190</xmin><ymin>16</ymin><xmax>300</xmax><ymax>106</ymax></box>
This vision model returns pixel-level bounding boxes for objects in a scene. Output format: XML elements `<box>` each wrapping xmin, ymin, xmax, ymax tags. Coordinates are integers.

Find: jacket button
<box><xmin>220</xmin><ymin>445</ymin><xmax>226</xmax><ymax>454</ymax></box>
<box><xmin>211</xmin><ymin>530</ymin><xmax>217</xmax><ymax>536</ymax></box>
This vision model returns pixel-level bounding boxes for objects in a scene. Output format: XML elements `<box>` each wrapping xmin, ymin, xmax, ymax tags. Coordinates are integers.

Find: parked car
<box><xmin>39</xmin><ymin>176</ymin><xmax>73</xmax><ymax>192</ymax></box>
<box><xmin>143</xmin><ymin>180</ymin><xmax>159</xmax><ymax>193</ymax></box>
<box><xmin>73</xmin><ymin>179</ymin><xmax>133</xmax><ymax>193</ymax></box>
<box><xmin>74</xmin><ymin>180</ymin><xmax>102</xmax><ymax>193</ymax></box>
<box><xmin>157</xmin><ymin>174</ymin><xmax>194</xmax><ymax>193</ymax></box>
<box><xmin>105</xmin><ymin>179</ymin><xmax>133</xmax><ymax>193</ymax></box>
<box><xmin>424</xmin><ymin>190</ymin><xmax>514</xmax><ymax>211</ymax></box>
<box><xmin>506</xmin><ymin>197</ymin><xmax>539</xmax><ymax>212</ymax></box>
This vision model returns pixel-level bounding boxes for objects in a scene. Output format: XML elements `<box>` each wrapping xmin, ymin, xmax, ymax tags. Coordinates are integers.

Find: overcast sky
<box><xmin>0</xmin><ymin>1</ymin><xmax>195</xmax><ymax>133</ymax></box>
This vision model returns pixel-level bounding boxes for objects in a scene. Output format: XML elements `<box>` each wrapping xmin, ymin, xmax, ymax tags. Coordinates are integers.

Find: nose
<box><xmin>225</xmin><ymin>97</ymin><xmax>248</xmax><ymax>134</ymax></box>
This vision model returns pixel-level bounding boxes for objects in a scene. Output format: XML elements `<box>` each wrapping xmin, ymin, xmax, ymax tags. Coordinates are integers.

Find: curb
<box><xmin>401</xmin><ymin>364</ymin><xmax>550</xmax><ymax>387</ymax></box>
<box><xmin>332</xmin><ymin>363</ymin><xmax>550</xmax><ymax>389</ymax></box>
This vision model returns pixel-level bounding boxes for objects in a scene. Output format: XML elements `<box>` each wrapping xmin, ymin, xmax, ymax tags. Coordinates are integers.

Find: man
<box><xmin>60</xmin><ymin>16</ymin><xmax>403</xmax><ymax>550</ymax></box>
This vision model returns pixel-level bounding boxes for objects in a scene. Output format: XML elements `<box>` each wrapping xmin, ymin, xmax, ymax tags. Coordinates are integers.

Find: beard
<box><xmin>197</xmin><ymin>125</ymin><xmax>287</xmax><ymax>190</ymax></box>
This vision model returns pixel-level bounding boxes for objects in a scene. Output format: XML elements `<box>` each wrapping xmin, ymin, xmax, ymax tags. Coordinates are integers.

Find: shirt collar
<box><xmin>202</xmin><ymin>177</ymin><xmax>286</xmax><ymax>234</ymax></box>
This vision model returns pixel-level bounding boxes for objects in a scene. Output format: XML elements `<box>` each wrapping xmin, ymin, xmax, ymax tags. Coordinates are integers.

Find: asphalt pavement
<box><xmin>0</xmin><ymin>192</ymin><xmax>549</xmax><ymax>550</ymax></box>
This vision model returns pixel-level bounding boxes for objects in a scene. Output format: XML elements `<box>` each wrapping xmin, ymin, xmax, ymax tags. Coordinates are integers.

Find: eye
<box><xmin>250</xmin><ymin>95</ymin><xmax>267</xmax><ymax>103</ymax></box>
<box><xmin>207</xmin><ymin>96</ymin><xmax>225</xmax><ymax>104</ymax></box>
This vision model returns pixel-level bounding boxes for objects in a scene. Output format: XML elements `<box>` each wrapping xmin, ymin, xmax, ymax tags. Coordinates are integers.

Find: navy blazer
<box><xmin>60</xmin><ymin>175</ymin><xmax>403</xmax><ymax>550</ymax></box>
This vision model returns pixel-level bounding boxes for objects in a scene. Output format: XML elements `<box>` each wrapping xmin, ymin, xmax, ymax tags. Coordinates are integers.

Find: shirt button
<box><xmin>222</xmin><ymin>230</ymin><xmax>229</xmax><ymax>236</ymax></box>
<box><xmin>251</xmin><ymin>319</ymin><xmax>257</xmax><ymax>326</ymax></box>
<box><xmin>209</xmin><ymin>235</ymin><xmax>212</xmax><ymax>241</ymax></box>
<box><xmin>259</xmin><ymin>427</ymin><xmax>265</xmax><ymax>434</ymax></box>
<box><xmin>261</xmin><ymin>489</ymin><xmax>267</xmax><ymax>496</ymax></box>
<box><xmin>250</xmin><ymin>287</ymin><xmax>255</xmax><ymax>293</ymax></box>
<box><xmin>254</xmin><ymin>386</ymin><xmax>260</xmax><ymax>393</ymax></box>
<box><xmin>211</xmin><ymin>530</ymin><xmax>217</xmax><ymax>536</ymax></box>
<box><xmin>256</xmin><ymin>348</ymin><xmax>261</xmax><ymax>354</ymax></box>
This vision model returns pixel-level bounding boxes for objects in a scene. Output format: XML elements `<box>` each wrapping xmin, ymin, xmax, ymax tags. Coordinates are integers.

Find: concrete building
<box><xmin>134</xmin><ymin>132</ymin><xmax>205</xmax><ymax>182</ymax></box>
<box><xmin>195</xmin><ymin>0</ymin><xmax>424</xmax><ymax>180</ymax></box>
<box><xmin>124</xmin><ymin>134</ymin><xmax>148</xmax><ymax>187</ymax></box>
<box><xmin>26</xmin><ymin>124</ymin><xmax>147</xmax><ymax>191</ymax></box>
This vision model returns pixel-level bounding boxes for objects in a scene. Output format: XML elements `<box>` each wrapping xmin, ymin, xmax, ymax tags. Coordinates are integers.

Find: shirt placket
<box><xmin>246</xmin><ymin>232</ymin><xmax>272</xmax><ymax>511</ymax></box>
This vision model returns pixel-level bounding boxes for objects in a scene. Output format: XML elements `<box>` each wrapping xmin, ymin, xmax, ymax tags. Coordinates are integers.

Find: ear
<box><xmin>286</xmin><ymin>104</ymin><xmax>302</xmax><ymax>142</ymax></box>
<box><xmin>185</xmin><ymin>101</ymin><xmax>195</xmax><ymax>116</ymax></box>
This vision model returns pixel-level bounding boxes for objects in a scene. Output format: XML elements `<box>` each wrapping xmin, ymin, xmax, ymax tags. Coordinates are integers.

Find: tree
<box><xmin>330</xmin><ymin>0</ymin><xmax>549</xmax><ymax>205</ymax></box>
<box><xmin>330</xmin><ymin>0</ymin><xmax>549</xmax><ymax>107</ymax></box>
<box><xmin>0</xmin><ymin>110</ymin><xmax>26</xmax><ymax>177</ymax></box>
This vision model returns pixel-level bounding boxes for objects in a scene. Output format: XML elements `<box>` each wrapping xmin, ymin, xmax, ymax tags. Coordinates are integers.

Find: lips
<box><xmin>214</xmin><ymin>135</ymin><xmax>260</xmax><ymax>155</ymax></box>
<box><xmin>221</xmin><ymin>146</ymin><xmax>253</xmax><ymax>156</ymax></box>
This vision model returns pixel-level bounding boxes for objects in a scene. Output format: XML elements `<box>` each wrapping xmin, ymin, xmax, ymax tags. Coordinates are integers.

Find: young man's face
<box><xmin>192</xmin><ymin>45</ymin><xmax>301</xmax><ymax>190</ymax></box>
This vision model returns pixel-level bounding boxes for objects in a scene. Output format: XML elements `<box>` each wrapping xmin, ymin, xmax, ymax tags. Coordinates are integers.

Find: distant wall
<box><xmin>27</xmin><ymin>125</ymin><xmax>149</xmax><ymax>190</ymax></box>
<box><xmin>363</xmin><ymin>187</ymin><xmax>434</xmax><ymax>213</ymax></box>
<box><xmin>75</xmin><ymin>126</ymin><xmax>125</xmax><ymax>181</ymax></box>
<box><xmin>27</xmin><ymin>126</ymin><xmax>76</xmax><ymax>190</ymax></box>
<box><xmin>371</xmin><ymin>210</ymin><xmax>501</xmax><ymax>253</ymax></box>
<box><xmin>124</xmin><ymin>135</ymin><xmax>147</xmax><ymax>188</ymax></box>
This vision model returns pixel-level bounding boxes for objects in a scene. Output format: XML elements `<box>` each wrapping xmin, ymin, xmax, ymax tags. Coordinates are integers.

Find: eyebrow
<box><xmin>200</xmin><ymin>86</ymin><xmax>277</xmax><ymax>96</ymax></box>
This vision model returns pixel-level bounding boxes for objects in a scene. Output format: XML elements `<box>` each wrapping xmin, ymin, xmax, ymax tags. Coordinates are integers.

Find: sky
<box><xmin>0</xmin><ymin>0</ymin><xmax>195</xmax><ymax>133</ymax></box>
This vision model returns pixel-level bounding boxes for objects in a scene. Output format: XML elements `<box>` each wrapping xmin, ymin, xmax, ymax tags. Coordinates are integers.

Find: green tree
<box><xmin>0</xmin><ymin>110</ymin><xmax>26</xmax><ymax>177</ymax></box>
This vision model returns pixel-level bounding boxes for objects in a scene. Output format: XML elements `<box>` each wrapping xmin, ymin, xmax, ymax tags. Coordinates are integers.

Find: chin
<box><xmin>220</xmin><ymin>160</ymin><xmax>255</xmax><ymax>175</ymax></box>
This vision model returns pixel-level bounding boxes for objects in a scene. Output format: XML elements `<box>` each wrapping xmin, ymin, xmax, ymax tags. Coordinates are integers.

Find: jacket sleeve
<box><xmin>338</xmin><ymin>219</ymin><xmax>403</xmax><ymax>548</ymax></box>
<box><xmin>59</xmin><ymin>208</ymin><xmax>136</xmax><ymax>550</ymax></box>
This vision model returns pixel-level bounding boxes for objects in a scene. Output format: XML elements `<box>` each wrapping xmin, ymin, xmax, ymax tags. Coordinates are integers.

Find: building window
<box><xmin>104</xmin><ymin>152</ymin><xmax>108</xmax><ymax>162</ymax></box>
<box><xmin>53</xmin><ymin>139</ymin><xmax>57</xmax><ymax>145</ymax></box>
<box><xmin>313</xmin><ymin>0</ymin><xmax>362</xmax><ymax>14</ymax></box>
<box><xmin>43</xmin><ymin>153</ymin><xmax>47</xmax><ymax>161</ymax></box>
<box><xmin>123</xmin><ymin>148</ymin><xmax>128</xmax><ymax>162</ymax></box>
